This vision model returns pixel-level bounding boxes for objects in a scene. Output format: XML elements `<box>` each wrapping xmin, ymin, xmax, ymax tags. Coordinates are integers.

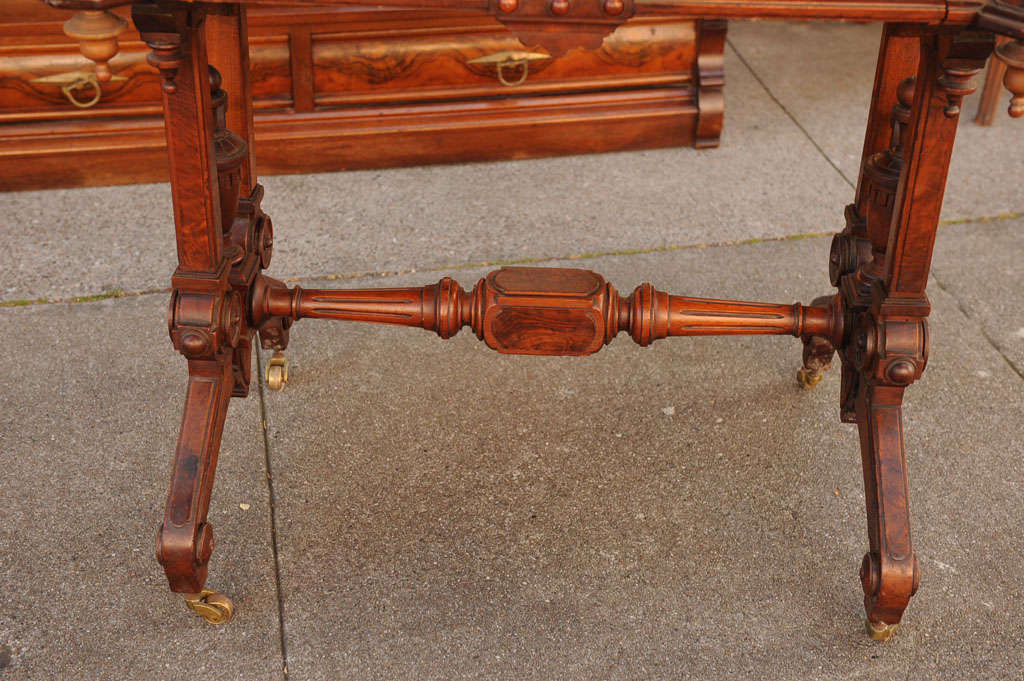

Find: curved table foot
<box><xmin>856</xmin><ymin>383</ymin><xmax>921</xmax><ymax>637</ymax></box>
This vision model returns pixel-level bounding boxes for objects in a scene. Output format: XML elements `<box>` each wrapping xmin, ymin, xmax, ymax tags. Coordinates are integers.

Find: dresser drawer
<box><xmin>0</xmin><ymin>4</ymin><xmax>725</xmax><ymax>190</ymax></box>
<box><xmin>310</xmin><ymin>16</ymin><xmax>697</xmax><ymax>107</ymax></box>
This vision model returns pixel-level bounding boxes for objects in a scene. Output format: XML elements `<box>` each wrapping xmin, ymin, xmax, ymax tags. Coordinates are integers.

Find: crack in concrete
<box><xmin>255</xmin><ymin>347</ymin><xmax>292</xmax><ymax>681</ymax></box>
<box><xmin>930</xmin><ymin>270</ymin><xmax>1024</xmax><ymax>382</ymax></box>
<box><xmin>727</xmin><ymin>37</ymin><xmax>858</xmax><ymax>189</ymax></box>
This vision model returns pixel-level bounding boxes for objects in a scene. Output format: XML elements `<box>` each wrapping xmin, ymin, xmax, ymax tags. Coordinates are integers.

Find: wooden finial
<box><xmin>62</xmin><ymin>10</ymin><xmax>127</xmax><ymax>83</ymax></box>
<box><xmin>995</xmin><ymin>39</ymin><xmax>1024</xmax><ymax>118</ymax></box>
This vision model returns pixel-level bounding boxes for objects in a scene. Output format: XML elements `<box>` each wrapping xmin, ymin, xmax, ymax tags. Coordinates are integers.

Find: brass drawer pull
<box><xmin>468</xmin><ymin>50</ymin><xmax>550</xmax><ymax>87</ymax></box>
<box><xmin>31</xmin><ymin>70</ymin><xmax>125</xmax><ymax>109</ymax></box>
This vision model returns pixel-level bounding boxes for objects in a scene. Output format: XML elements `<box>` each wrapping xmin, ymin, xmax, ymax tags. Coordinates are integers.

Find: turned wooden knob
<box><xmin>550</xmin><ymin>0</ymin><xmax>571</xmax><ymax>16</ymax></box>
<box><xmin>62</xmin><ymin>10</ymin><xmax>127</xmax><ymax>83</ymax></box>
<box><xmin>996</xmin><ymin>39</ymin><xmax>1024</xmax><ymax>118</ymax></box>
<box><xmin>604</xmin><ymin>0</ymin><xmax>625</xmax><ymax>15</ymax></box>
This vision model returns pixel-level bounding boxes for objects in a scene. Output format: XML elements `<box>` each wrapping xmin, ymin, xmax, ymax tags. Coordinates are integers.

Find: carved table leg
<box><xmin>841</xmin><ymin>28</ymin><xmax>992</xmax><ymax>638</ymax></box>
<box><xmin>134</xmin><ymin>0</ymin><xmax>267</xmax><ymax>622</ymax></box>
<box><xmin>856</xmin><ymin>383</ymin><xmax>919</xmax><ymax>641</ymax></box>
<box><xmin>158</xmin><ymin>356</ymin><xmax>233</xmax><ymax>604</ymax></box>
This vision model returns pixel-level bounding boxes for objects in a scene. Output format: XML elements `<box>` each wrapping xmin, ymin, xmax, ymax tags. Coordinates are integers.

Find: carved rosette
<box><xmin>829</xmin><ymin>206</ymin><xmax>873</xmax><ymax>288</ymax></box>
<box><xmin>849</xmin><ymin>313</ymin><xmax>929</xmax><ymax>388</ymax></box>
<box><xmin>168</xmin><ymin>288</ymin><xmax>243</xmax><ymax>360</ymax></box>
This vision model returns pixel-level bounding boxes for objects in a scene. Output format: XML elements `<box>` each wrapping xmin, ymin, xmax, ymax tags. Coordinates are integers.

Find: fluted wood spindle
<box><xmin>252</xmin><ymin>267</ymin><xmax>840</xmax><ymax>356</ymax></box>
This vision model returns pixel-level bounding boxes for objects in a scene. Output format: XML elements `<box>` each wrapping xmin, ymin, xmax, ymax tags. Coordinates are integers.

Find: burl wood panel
<box><xmin>310</xmin><ymin>18</ymin><xmax>697</xmax><ymax>105</ymax></box>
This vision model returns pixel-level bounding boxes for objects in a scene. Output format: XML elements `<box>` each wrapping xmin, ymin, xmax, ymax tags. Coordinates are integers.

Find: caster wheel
<box><xmin>265</xmin><ymin>351</ymin><xmax>289</xmax><ymax>391</ymax></box>
<box><xmin>185</xmin><ymin>589</ymin><xmax>235</xmax><ymax>624</ymax></box>
<box><xmin>797</xmin><ymin>366</ymin><xmax>823</xmax><ymax>390</ymax></box>
<box><xmin>865</xmin><ymin>619</ymin><xmax>898</xmax><ymax>641</ymax></box>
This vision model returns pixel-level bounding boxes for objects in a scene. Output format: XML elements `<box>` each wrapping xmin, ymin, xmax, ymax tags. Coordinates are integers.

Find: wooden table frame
<box><xmin>44</xmin><ymin>0</ymin><xmax>1024</xmax><ymax>641</ymax></box>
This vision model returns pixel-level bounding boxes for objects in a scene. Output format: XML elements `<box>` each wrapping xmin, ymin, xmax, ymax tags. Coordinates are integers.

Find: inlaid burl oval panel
<box><xmin>488</xmin><ymin>306</ymin><xmax>600</xmax><ymax>355</ymax></box>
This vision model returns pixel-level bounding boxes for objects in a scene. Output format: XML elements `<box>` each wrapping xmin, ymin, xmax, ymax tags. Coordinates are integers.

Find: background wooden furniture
<box><xmin>975</xmin><ymin>34</ymin><xmax>1012</xmax><ymax>123</ymax></box>
<box><xmin>39</xmin><ymin>0</ymin><xmax>1024</xmax><ymax>645</ymax></box>
<box><xmin>0</xmin><ymin>0</ymin><xmax>725</xmax><ymax>190</ymax></box>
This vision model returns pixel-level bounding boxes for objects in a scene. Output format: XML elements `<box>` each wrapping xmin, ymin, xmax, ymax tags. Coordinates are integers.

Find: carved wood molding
<box><xmin>487</xmin><ymin>0</ymin><xmax>635</xmax><ymax>52</ymax></box>
<box><xmin>41</xmin><ymin>0</ymin><xmax>1024</xmax><ymax>40</ymax></box>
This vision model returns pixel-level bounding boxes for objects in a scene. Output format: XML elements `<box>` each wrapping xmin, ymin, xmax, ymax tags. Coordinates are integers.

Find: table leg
<box><xmin>843</xmin><ymin>28</ymin><xmax>992</xmax><ymax>639</ymax></box>
<box><xmin>133</xmin><ymin>0</ymin><xmax>257</xmax><ymax>622</ymax></box>
<box><xmin>975</xmin><ymin>36</ymin><xmax>1012</xmax><ymax>125</ymax></box>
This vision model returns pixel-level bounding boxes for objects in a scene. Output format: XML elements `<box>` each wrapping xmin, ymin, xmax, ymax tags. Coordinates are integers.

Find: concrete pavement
<box><xmin>1</xmin><ymin>20</ymin><xmax>1022</xmax><ymax>681</ymax></box>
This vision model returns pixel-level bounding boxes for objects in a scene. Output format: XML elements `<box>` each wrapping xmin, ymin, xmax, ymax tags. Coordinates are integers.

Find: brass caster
<box><xmin>797</xmin><ymin>367</ymin><xmax>823</xmax><ymax>390</ymax></box>
<box><xmin>184</xmin><ymin>589</ymin><xmax>234</xmax><ymax>624</ymax></box>
<box><xmin>865</xmin><ymin>619</ymin><xmax>899</xmax><ymax>641</ymax></box>
<box><xmin>265</xmin><ymin>351</ymin><xmax>289</xmax><ymax>391</ymax></box>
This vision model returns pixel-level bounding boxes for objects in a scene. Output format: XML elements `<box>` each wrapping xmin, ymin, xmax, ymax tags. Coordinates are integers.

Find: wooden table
<box><xmin>43</xmin><ymin>0</ymin><xmax>1024</xmax><ymax>641</ymax></box>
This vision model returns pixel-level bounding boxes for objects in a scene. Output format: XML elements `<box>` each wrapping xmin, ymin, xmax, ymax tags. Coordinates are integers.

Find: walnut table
<box><xmin>42</xmin><ymin>0</ymin><xmax>1024</xmax><ymax>641</ymax></box>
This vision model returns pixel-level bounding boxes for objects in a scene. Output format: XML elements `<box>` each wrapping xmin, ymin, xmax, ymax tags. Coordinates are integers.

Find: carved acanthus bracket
<box><xmin>974</xmin><ymin>0</ymin><xmax>1024</xmax><ymax>40</ymax></box>
<box><xmin>227</xmin><ymin>186</ymin><xmax>291</xmax><ymax>356</ymax></box>
<box><xmin>938</xmin><ymin>63</ymin><xmax>980</xmax><ymax>117</ymax></box>
<box><xmin>226</xmin><ymin>187</ymin><xmax>272</xmax><ymax>283</ymax></box>
<box><xmin>937</xmin><ymin>31</ymin><xmax>994</xmax><ymax>117</ymax></box>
